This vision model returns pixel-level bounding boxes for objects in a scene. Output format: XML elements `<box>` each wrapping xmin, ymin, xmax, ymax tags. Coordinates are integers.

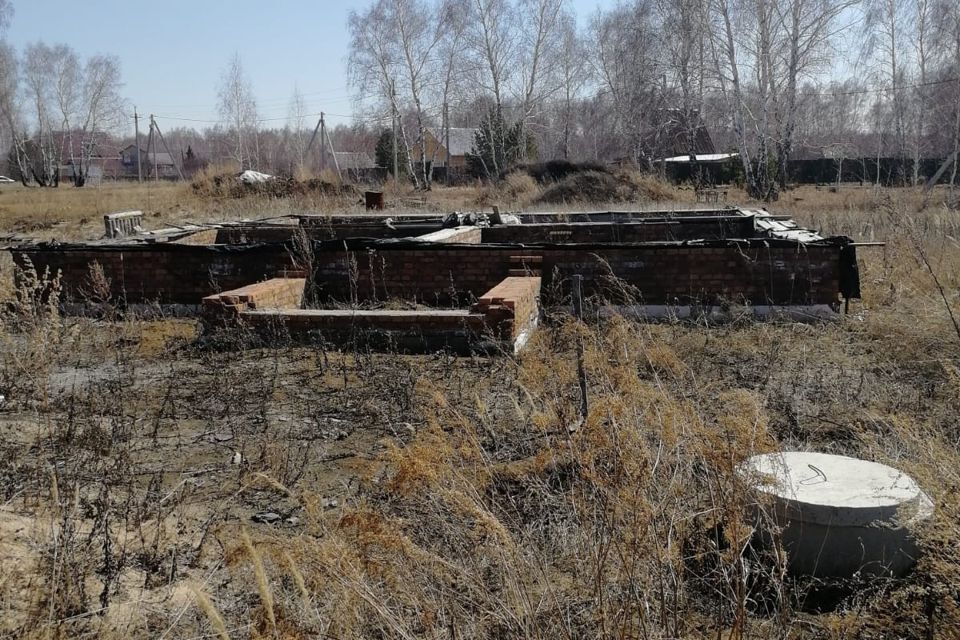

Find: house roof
<box><xmin>662</xmin><ymin>152</ymin><xmax>738</xmax><ymax>163</ymax></box>
<box><xmin>121</xmin><ymin>145</ymin><xmax>174</xmax><ymax>165</ymax></box>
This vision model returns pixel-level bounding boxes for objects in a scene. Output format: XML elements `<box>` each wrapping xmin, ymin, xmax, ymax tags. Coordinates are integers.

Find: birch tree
<box><xmin>864</xmin><ymin>0</ymin><xmax>910</xmax><ymax>182</ymax></box>
<box><xmin>465</xmin><ymin>0</ymin><xmax>516</xmax><ymax>175</ymax></box>
<box><xmin>287</xmin><ymin>85</ymin><xmax>307</xmax><ymax>170</ymax></box>
<box><xmin>70</xmin><ymin>54</ymin><xmax>124</xmax><ymax>186</ymax></box>
<box><xmin>911</xmin><ymin>0</ymin><xmax>934</xmax><ymax>184</ymax></box>
<box><xmin>217</xmin><ymin>53</ymin><xmax>258</xmax><ymax>169</ymax></box>
<box><xmin>391</xmin><ymin>0</ymin><xmax>450</xmax><ymax>189</ymax></box>
<box><xmin>348</xmin><ymin>2</ymin><xmax>419</xmax><ymax>183</ymax></box>
<box><xmin>557</xmin><ymin>14</ymin><xmax>588</xmax><ymax>159</ymax></box>
<box><xmin>937</xmin><ymin>0</ymin><xmax>960</xmax><ymax>191</ymax></box>
<box><xmin>773</xmin><ymin>0</ymin><xmax>858</xmax><ymax>188</ymax></box>
<box><xmin>708</xmin><ymin>0</ymin><xmax>766</xmax><ymax>196</ymax></box>
<box><xmin>591</xmin><ymin>1</ymin><xmax>662</xmax><ymax>166</ymax></box>
<box><xmin>0</xmin><ymin>42</ymin><xmax>20</xmax><ymax>183</ymax></box>
<box><xmin>514</xmin><ymin>0</ymin><xmax>568</xmax><ymax>157</ymax></box>
<box><xmin>657</xmin><ymin>0</ymin><xmax>708</xmax><ymax>158</ymax></box>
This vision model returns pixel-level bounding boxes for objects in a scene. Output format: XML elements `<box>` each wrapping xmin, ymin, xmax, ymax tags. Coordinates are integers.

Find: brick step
<box><xmin>509</xmin><ymin>254</ymin><xmax>543</xmax><ymax>264</ymax></box>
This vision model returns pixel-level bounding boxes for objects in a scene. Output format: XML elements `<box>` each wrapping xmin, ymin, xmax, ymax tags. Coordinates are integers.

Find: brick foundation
<box><xmin>201</xmin><ymin>275</ymin><xmax>541</xmax><ymax>354</ymax></box>
<box><xmin>7</xmin><ymin>209</ymin><xmax>859</xmax><ymax>321</ymax></box>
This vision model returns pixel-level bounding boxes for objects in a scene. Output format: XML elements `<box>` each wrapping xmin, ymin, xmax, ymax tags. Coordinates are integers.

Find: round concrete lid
<box><xmin>741</xmin><ymin>452</ymin><xmax>934</xmax><ymax>527</ymax></box>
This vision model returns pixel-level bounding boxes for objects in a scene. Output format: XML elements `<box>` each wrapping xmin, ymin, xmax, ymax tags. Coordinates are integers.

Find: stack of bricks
<box><xmin>472</xmin><ymin>276</ymin><xmax>542</xmax><ymax>340</ymax></box>
<box><xmin>202</xmin><ymin>277</ymin><xmax>306</xmax><ymax>323</ymax></box>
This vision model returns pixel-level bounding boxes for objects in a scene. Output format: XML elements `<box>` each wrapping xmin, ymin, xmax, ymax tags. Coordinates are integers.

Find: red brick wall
<box><xmin>309</xmin><ymin>247</ymin><xmax>521</xmax><ymax>305</ymax></box>
<box><xmin>12</xmin><ymin>237</ymin><xmax>845</xmax><ymax>310</ymax></box>
<box><xmin>309</xmin><ymin>242</ymin><xmax>842</xmax><ymax>307</ymax></box>
<box><xmin>539</xmin><ymin>244</ymin><xmax>840</xmax><ymax>306</ymax></box>
<box><xmin>13</xmin><ymin>244</ymin><xmax>296</xmax><ymax>305</ymax></box>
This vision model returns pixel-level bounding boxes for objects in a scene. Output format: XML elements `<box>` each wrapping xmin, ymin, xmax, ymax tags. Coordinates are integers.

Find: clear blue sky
<box><xmin>6</xmin><ymin>0</ymin><xmax>615</xmax><ymax>134</ymax></box>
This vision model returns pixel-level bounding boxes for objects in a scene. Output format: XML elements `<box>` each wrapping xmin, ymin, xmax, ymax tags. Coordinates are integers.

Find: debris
<box><xmin>251</xmin><ymin>512</ymin><xmax>282</xmax><ymax>524</ymax></box>
<box><xmin>442</xmin><ymin>211</ymin><xmax>490</xmax><ymax>228</ymax></box>
<box><xmin>231</xmin><ymin>451</ymin><xmax>243</xmax><ymax>465</ymax></box>
<box><xmin>237</xmin><ymin>170</ymin><xmax>274</xmax><ymax>184</ymax></box>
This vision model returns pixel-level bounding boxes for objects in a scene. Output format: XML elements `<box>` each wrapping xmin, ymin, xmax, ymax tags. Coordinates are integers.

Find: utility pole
<box><xmin>153</xmin><ymin>118</ymin><xmax>185</xmax><ymax>181</ymax></box>
<box><xmin>319</xmin><ymin>112</ymin><xmax>326</xmax><ymax>174</ymax></box>
<box><xmin>305</xmin><ymin>117</ymin><xmax>322</xmax><ymax>173</ymax></box>
<box><xmin>146</xmin><ymin>116</ymin><xmax>158</xmax><ymax>183</ymax></box>
<box><xmin>322</xmin><ymin>112</ymin><xmax>342</xmax><ymax>181</ymax></box>
<box><xmin>134</xmin><ymin>107</ymin><xmax>142</xmax><ymax>183</ymax></box>
<box><xmin>390</xmin><ymin>80</ymin><xmax>398</xmax><ymax>190</ymax></box>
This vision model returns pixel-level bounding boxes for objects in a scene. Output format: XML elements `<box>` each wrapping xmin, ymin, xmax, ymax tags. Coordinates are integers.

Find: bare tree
<box><xmin>591</xmin><ymin>1</ymin><xmax>662</xmax><ymax>166</ymax></box>
<box><xmin>0</xmin><ymin>42</ymin><xmax>20</xmax><ymax>183</ymax></box>
<box><xmin>556</xmin><ymin>14</ymin><xmax>588</xmax><ymax>159</ymax></box>
<box><xmin>465</xmin><ymin>0</ymin><xmax>517</xmax><ymax>174</ymax></box>
<box><xmin>707</xmin><ymin>0</ymin><xmax>768</xmax><ymax>197</ymax></box>
<box><xmin>0</xmin><ymin>0</ymin><xmax>11</xmax><ymax>34</ymax></box>
<box><xmin>515</xmin><ymin>0</ymin><xmax>568</xmax><ymax>155</ymax></box>
<box><xmin>391</xmin><ymin>0</ymin><xmax>449</xmax><ymax>189</ymax></box>
<box><xmin>938</xmin><ymin>0</ymin><xmax>960</xmax><ymax>192</ymax></box>
<box><xmin>217</xmin><ymin>53</ymin><xmax>258</xmax><ymax>169</ymax></box>
<box><xmin>348</xmin><ymin>2</ymin><xmax>419</xmax><ymax>181</ymax></box>
<box><xmin>773</xmin><ymin>0</ymin><xmax>858</xmax><ymax>189</ymax></box>
<box><xmin>287</xmin><ymin>84</ymin><xmax>307</xmax><ymax>170</ymax></box>
<box><xmin>863</xmin><ymin>0</ymin><xmax>910</xmax><ymax>183</ymax></box>
<box><xmin>70</xmin><ymin>55</ymin><xmax>124</xmax><ymax>186</ymax></box>
<box><xmin>20</xmin><ymin>42</ymin><xmax>66</xmax><ymax>186</ymax></box>
<box><xmin>657</xmin><ymin>0</ymin><xmax>709</xmax><ymax>159</ymax></box>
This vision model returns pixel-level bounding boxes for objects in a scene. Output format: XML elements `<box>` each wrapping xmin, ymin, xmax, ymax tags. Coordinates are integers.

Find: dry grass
<box><xmin>0</xmin><ymin>182</ymin><xmax>959</xmax><ymax>637</ymax></box>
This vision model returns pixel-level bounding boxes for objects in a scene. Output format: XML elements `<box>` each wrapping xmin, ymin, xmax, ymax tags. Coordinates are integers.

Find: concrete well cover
<box><xmin>742</xmin><ymin>451</ymin><xmax>933</xmax><ymax>527</ymax></box>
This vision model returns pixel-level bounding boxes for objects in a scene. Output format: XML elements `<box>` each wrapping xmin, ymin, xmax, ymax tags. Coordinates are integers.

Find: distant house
<box><xmin>416</xmin><ymin>128</ymin><xmax>478</xmax><ymax>169</ymax></box>
<box><xmin>327</xmin><ymin>150</ymin><xmax>381</xmax><ymax>182</ymax></box>
<box><xmin>331</xmin><ymin>151</ymin><xmax>376</xmax><ymax>171</ymax></box>
<box><xmin>120</xmin><ymin>144</ymin><xmax>178</xmax><ymax>179</ymax></box>
<box><xmin>59</xmin><ymin>157</ymin><xmax>124</xmax><ymax>184</ymax></box>
<box><xmin>55</xmin><ymin>131</ymin><xmax>121</xmax><ymax>184</ymax></box>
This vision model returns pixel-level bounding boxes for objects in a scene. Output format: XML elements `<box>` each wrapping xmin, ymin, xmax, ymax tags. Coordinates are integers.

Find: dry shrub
<box><xmin>627</xmin><ymin>172</ymin><xmax>681</xmax><ymax>201</ymax></box>
<box><xmin>535</xmin><ymin>169</ymin><xmax>676</xmax><ymax>205</ymax></box>
<box><xmin>502</xmin><ymin>171</ymin><xmax>539</xmax><ymax>201</ymax></box>
<box><xmin>472</xmin><ymin>171</ymin><xmax>540</xmax><ymax>207</ymax></box>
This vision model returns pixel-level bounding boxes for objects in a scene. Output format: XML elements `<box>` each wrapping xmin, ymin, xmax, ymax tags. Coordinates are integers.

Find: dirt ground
<box><xmin>1</xmin><ymin>179</ymin><xmax>960</xmax><ymax>638</ymax></box>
